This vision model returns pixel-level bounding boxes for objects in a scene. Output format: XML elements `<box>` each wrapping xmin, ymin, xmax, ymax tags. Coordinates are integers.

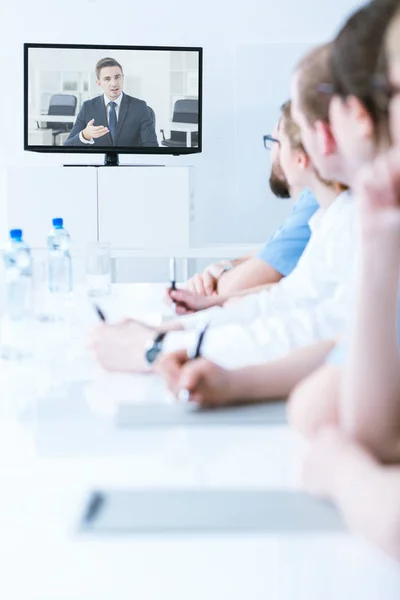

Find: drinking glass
<box><xmin>86</xmin><ymin>242</ymin><xmax>112</xmax><ymax>297</ymax></box>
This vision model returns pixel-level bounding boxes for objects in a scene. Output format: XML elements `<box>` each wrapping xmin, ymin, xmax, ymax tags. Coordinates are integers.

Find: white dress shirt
<box><xmin>79</xmin><ymin>92</ymin><xmax>124</xmax><ymax>144</ymax></box>
<box><xmin>164</xmin><ymin>191</ymin><xmax>357</xmax><ymax>368</ymax></box>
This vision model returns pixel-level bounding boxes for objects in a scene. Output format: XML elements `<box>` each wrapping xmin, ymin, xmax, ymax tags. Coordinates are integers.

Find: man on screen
<box><xmin>64</xmin><ymin>57</ymin><xmax>158</xmax><ymax>147</ymax></box>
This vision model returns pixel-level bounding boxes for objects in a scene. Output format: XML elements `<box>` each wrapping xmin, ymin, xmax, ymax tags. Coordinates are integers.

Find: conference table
<box><xmin>0</xmin><ymin>284</ymin><xmax>398</xmax><ymax>599</ymax></box>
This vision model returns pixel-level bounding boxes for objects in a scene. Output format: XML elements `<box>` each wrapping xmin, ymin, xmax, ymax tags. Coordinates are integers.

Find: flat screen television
<box><xmin>24</xmin><ymin>43</ymin><xmax>203</xmax><ymax>165</ymax></box>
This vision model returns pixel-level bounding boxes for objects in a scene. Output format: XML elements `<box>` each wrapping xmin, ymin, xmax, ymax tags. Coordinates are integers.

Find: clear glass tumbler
<box><xmin>86</xmin><ymin>242</ymin><xmax>112</xmax><ymax>297</ymax></box>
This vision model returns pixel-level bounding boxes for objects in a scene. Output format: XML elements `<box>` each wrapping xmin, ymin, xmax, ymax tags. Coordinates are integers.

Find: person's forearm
<box><xmin>331</xmin><ymin>445</ymin><xmax>400</xmax><ymax>561</ymax></box>
<box><xmin>224</xmin><ymin>283</ymin><xmax>275</xmax><ymax>300</ymax></box>
<box><xmin>229</xmin><ymin>254</ymin><xmax>253</xmax><ymax>268</ymax></box>
<box><xmin>206</xmin><ymin>283</ymin><xmax>274</xmax><ymax>307</ymax></box>
<box><xmin>227</xmin><ymin>339</ymin><xmax>335</xmax><ymax>402</ymax></box>
<box><xmin>342</xmin><ymin>241</ymin><xmax>400</xmax><ymax>459</ymax></box>
<box><xmin>217</xmin><ymin>255</ymin><xmax>281</xmax><ymax>296</ymax></box>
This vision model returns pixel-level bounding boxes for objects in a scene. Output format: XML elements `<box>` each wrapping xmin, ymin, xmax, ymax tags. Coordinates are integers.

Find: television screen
<box><xmin>24</xmin><ymin>44</ymin><xmax>203</xmax><ymax>158</ymax></box>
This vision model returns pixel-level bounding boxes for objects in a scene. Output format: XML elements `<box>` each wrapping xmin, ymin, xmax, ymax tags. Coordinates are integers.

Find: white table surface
<box><xmin>0</xmin><ymin>283</ymin><xmax>398</xmax><ymax>600</ymax></box>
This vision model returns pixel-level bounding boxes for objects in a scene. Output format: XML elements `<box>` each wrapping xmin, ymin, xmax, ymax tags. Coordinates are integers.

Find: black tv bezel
<box><xmin>24</xmin><ymin>43</ymin><xmax>203</xmax><ymax>157</ymax></box>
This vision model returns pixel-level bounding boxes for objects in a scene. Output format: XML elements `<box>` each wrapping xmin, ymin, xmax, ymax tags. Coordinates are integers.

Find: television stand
<box><xmin>63</xmin><ymin>151</ymin><xmax>169</xmax><ymax>167</ymax></box>
<box><xmin>104</xmin><ymin>151</ymin><xmax>119</xmax><ymax>166</ymax></box>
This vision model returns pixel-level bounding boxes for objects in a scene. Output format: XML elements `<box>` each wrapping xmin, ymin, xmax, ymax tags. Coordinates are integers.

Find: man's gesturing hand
<box><xmin>82</xmin><ymin>119</ymin><xmax>109</xmax><ymax>141</ymax></box>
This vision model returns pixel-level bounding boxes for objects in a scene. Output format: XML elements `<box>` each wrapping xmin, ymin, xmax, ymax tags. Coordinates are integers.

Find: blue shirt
<box><xmin>257</xmin><ymin>188</ymin><xmax>319</xmax><ymax>276</ymax></box>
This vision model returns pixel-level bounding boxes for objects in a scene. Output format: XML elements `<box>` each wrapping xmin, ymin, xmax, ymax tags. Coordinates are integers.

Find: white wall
<box><xmin>0</xmin><ymin>0</ymin><xmax>363</xmax><ymax>250</ymax></box>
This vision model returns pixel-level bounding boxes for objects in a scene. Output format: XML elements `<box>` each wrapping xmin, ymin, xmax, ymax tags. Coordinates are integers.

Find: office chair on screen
<box><xmin>160</xmin><ymin>99</ymin><xmax>198</xmax><ymax>148</ymax></box>
<box><xmin>38</xmin><ymin>94</ymin><xmax>77</xmax><ymax>146</ymax></box>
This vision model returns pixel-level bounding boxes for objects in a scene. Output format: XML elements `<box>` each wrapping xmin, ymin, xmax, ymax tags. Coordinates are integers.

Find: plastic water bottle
<box><xmin>1</xmin><ymin>229</ymin><xmax>33</xmax><ymax>359</ymax></box>
<box><xmin>47</xmin><ymin>218</ymin><xmax>72</xmax><ymax>294</ymax></box>
<box><xmin>3</xmin><ymin>229</ymin><xmax>32</xmax><ymax>320</ymax></box>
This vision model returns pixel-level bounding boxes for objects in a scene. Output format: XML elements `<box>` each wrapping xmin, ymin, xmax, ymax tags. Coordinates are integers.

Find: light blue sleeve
<box><xmin>257</xmin><ymin>188</ymin><xmax>319</xmax><ymax>276</ymax></box>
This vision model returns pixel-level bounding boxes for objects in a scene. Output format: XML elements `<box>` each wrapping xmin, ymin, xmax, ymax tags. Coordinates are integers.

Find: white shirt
<box><xmin>164</xmin><ymin>191</ymin><xmax>356</xmax><ymax>368</ymax></box>
<box><xmin>79</xmin><ymin>93</ymin><xmax>124</xmax><ymax>144</ymax></box>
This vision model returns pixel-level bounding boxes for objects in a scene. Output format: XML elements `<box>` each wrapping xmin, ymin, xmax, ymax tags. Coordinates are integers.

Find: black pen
<box><xmin>94</xmin><ymin>304</ymin><xmax>107</xmax><ymax>322</ymax></box>
<box><xmin>84</xmin><ymin>491</ymin><xmax>105</xmax><ymax>524</ymax></box>
<box><xmin>169</xmin><ymin>257</ymin><xmax>177</xmax><ymax>312</ymax></box>
<box><xmin>169</xmin><ymin>257</ymin><xmax>177</xmax><ymax>291</ymax></box>
<box><xmin>178</xmin><ymin>324</ymin><xmax>209</xmax><ymax>403</ymax></box>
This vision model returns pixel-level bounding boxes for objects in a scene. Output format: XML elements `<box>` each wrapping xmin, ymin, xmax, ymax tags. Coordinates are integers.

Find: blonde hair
<box><xmin>295</xmin><ymin>43</ymin><xmax>333</xmax><ymax>125</ymax></box>
<box><xmin>280</xmin><ymin>100</ymin><xmax>304</xmax><ymax>151</ymax></box>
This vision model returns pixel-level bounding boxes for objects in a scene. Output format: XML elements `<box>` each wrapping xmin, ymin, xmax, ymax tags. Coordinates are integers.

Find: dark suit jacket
<box><xmin>64</xmin><ymin>93</ymin><xmax>158</xmax><ymax>147</ymax></box>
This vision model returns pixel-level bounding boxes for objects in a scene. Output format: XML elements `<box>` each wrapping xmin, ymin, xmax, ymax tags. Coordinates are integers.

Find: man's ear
<box><xmin>346</xmin><ymin>95</ymin><xmax>374</xmax><ymax>139</ymax></box>
<box><xmin>96</xmin><ymin>80</ymin><xmax>101</xmax><ymax>88</ymax></box>
<box><xmin>297</xmin><ymin>150</ymin><xmax>310</xmax><ymax>170</ymax></box>
<box><xmin>315</xmin><ymin>120</ymin><xmax>337</xmax><ymax>156</ymax></box>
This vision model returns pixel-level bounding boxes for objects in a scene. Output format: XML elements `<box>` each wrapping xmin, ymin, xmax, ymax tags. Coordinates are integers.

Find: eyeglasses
<box><xmin>263</xmin><ymin>134</ymin><xmax>280</xmax><ymax>150</ymax></box>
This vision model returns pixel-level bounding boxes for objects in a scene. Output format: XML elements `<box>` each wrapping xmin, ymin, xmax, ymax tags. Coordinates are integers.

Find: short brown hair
<box><xmin>95</xmin><ymin>57</ymin><xmax>123</xmax><ymax>80</ymax></box>
<box><xmin>280</xmin><ymin>100</ymin><xmax>304</xmax><ymax>151</ymax></box>
<box><xmin>295</xmin><ymin>42</ymin><xmax>333</xmax><ymax>125</ymax></box>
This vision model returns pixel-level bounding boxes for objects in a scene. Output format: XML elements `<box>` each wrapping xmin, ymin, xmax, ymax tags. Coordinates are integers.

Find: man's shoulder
<box><xmin>320</xmin><ymin>191</ymin><xmax>355</xmax><ymax>234</ymax></box>
<box><xmin>81</xmin><ymin>96</ymin><xmax>102</xmax><ymax>109</ymax></box>
<box><xmin>123</xmin><ymin>94</ymin><xmax>147</xmax><ymax>109</ymax></box>
<box><xmin>282</xmin><ymin>189</ymin><xmax>319</xmax><ymax>230</ymax></box>
<box><xmin>327</xmin><ymin>190</ymin><xmax>354</xmax><ymax>218</ymax></box>
<box><xmin>293</xmin><ymin>188</ymin><xmax>319</xmax><ymax>211</ymax></box>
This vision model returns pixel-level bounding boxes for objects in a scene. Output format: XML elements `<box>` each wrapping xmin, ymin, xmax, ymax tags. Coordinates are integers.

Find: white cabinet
<box><xmin>97</xmin><ymin>167</ymin><xmax>190</xmax><ymax>251</ymax></box>
<box><xmin>5</xmin><ymin>166</ymin><xmax>191</xmax><ymax>255</ymax></box>
<box><xmin>4</xmin><ymin>166</ymin><xmax>261</xmax><ymax>283</ymax></box>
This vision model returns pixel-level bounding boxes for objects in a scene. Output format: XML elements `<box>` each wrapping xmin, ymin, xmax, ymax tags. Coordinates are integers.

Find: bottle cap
<box><xmin>10</xmin><ymin>229</ymin><xmax>22</xmax><ymax>240</ymax></box>
<box><xmin>52</xmin><ymin>218</ymin><xmax>63</xmax><ymax>228</ymax></box>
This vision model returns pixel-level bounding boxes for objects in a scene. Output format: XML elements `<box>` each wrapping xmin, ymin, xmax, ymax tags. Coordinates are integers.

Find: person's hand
<box><xmin>186</xmin><ymin>271</ymin><xmax>218</xmax><ymax>296</ymax></box>
<box><xmin>82</xmin><ymin>118</ymin><xmax>109</xmax><ymax>141</ymax></box>
<box><xmin>355</xmin><ymin>147</ymin><xmax>400</xmax><ymax>244</ymax></box>
<box><xmin>153</xmin><ymin>349</ymin><xmax>190</xmax><ymax>394</ymax></box>
<box><xmin>155</xmin><ymin>352</ymin><xmax>235</xmax><ymax>407</ymax></box>
<box><xmin>302</xmin><ymin>427</ymin><xmax>360</xmax><ymax>498</ymax></box>
<box><xmin>164</xmin><ymin>288</ymin><xmax>223</xmax><ymax>315</ymax></box>
<box><xmin>184</xmin><ymin>261</ymin><xmax>233</xmax><ymax>296</ymax></box>
<box><xmin>88</xmin><ymin>318</ymin><xmax>156</xmax><ymax>373</ymax></box>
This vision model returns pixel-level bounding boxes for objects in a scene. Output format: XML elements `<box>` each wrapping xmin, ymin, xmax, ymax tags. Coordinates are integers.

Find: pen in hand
<box><xmin>169</xmin><ymin>257</ymin><xmax>177</xmax><ymax>291</ymax></box>
<box><xmin>94</xmin><ymin>304</ymin><xmax>107</xmax><ymax>322</ymax></box>
<box><xmin>178</xmin><ymin>324</ymin><xmax>209</xmax><ymax>403</ymax></box>
<box><xmin>169</xmin><ymin>257</ymin><xmax>177</xmax><ymax>312</ymax></box>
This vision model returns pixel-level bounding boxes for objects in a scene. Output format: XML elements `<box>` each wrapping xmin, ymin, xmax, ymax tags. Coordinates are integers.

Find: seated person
<box><xmin>291</xmin><ymin>1</ymin><xmax>400</xmax><ymax>563</ymax></box>
<box><xmin>90</xmin><ymin>48</ymin><xmax>355</xmax><ymax>376</ymax></box>
<box><xmin>155</xmin><ymin>7</ymin><xmax>398</xmax><ymax>406</ymax></box>
<box><xmin>182</xmin><ymin>102</ymin><xmax>318</xmax><ymax>299</ymax></box>
<box><xmin>288</xmin><ymin>0</ymin><xmax>400</xmax><ymax>460</ymax></box>
<box><xmin>65</xmin><ymin>57</ymin><xmax>158</xmax><ymax>147</ymax></box>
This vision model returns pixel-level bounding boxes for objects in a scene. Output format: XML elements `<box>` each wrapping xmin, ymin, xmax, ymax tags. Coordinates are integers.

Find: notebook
<box><xmin>116</xmin><ymin>400</ymin><xmax>287</xmax><ymax>429</ymax></box>
<box><xmin>79</xmin><ymin>489</ymin><xmax>345</xmax><ymax>535</ymax></box>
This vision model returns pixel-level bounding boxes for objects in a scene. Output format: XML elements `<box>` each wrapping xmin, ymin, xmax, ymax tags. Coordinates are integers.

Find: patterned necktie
<box><xmin>108</xmin><ymin>101</ymin><xmax>117</xmax><ymax>143</ymax></box>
